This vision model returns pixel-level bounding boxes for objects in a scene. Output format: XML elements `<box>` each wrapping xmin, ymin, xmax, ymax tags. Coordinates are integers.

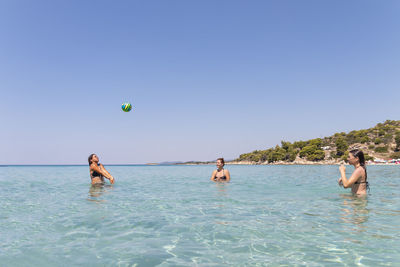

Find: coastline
<box><xmin>173</xmin><ymin>160</ymin><xmax>400</xmax><ymax>166</ymax></box>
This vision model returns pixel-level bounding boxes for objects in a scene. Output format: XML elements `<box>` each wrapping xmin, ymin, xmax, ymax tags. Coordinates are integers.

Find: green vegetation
<box><xmin>383</xmin><ymin>134</ymin><xmax>393</xmax><ymax>144</ymax></box>
<box><xmin>293</xmin><ymin>141</ymin><xmax>307</xmax><ymax>150</ymax></box>
<box><xmin>368</xmin><ymin>144</ymin><xmax>375</xmax><ymax>149</ymax></box>
<box><xmin>235</xmin><ymin>120</ymin><xmax>400</xmax><ymax>163</ymax></box>
<box><xmin>334</xmin><ymin>137</ymin><xmax>348</xmax><ymax>157</ymax></box>
<box><xmin>305</xmin><ymin>139</ymin><xmax>324</xmax><ymax>161</ymax></box>
<box><xmin>360</xmin><ymin>136</ymin><xmax>370</xmax><ymax>143</ymax></box>
<box><xmin>395</xmin><ymin>134</ymin><xmax>400</xmax><ymax>152</ymax></box>
<box><xmin>346</xmin><ymin>129</ymin><xmax>369</xmax><ymax>144</ymax></box>
<box><xmin>281</xmin><ymin>141</ymin><xmax>297</xmax><ymax>162</ymax></box>
<box><xmin>390</xmin><ymin>152</ymin><xmax>400</xmax><ymax>159</ymax></box>
<box><xmin>364</xmin><ymin>154</ymin><xmax>374</xmax><ymax>161</ymax></box>
<box><xmin>374</xmin><ymin>146</ymin><xmax>388</xmax><ymax>153</ymax></box>
<box><xmin>299</xmin><ymin>145</ymin><xmax>325</xmax><ymax>161</ymax></box>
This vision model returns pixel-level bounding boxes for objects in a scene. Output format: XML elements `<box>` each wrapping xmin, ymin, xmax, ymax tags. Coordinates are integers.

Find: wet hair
<box><xmin>217</xmin><ymin>158</ymin><xmax>225</xmax><ymax>165</ymax></box>
<box><xmin>88</xmin><ymin>154</ymin><xmax>96</xmax><ymax>165</ymax></box>
<box><xmin>350</xmin><ymin>149</ymin><xmax>365</xmax><ymax>166</ymax></box>
<box><xmin>350</xmin><ymin>149</ymin><xmax>369</xmax><ymax>191</ymax></box>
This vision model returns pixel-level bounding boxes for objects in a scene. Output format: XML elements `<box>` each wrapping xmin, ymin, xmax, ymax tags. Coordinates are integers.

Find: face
<box><xmin>91</xmin><ymin>154</ymin><xmax>99</xmax><ymax>163</ymax></box>
<box><xmin>347</xmin><ymin>153</ymin><xmax>358</xmax><ymax>165</ymax></box>
<box><xmin>216</xmin><ymin>160</ymin><xmax>224</xmax><ymax>169</ymax></box>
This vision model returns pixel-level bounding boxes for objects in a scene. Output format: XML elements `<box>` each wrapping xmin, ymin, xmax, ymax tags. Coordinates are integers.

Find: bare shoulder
<box><xmin>360</xmin><ymin>166</ymin><xmax>366</xmax><ymax>176</ymax></box>
<box><xmin>225</xmin><ymin>169</ymin><xmax>230</xmax><ymax>174</ymax></box>
<box><xmin>353</xmin><ymin>167</ymin><xmax>365</xmax><ymax>177</ymax></box>
<box><xmin>89</xmin><ymin>163</ymin><xmax>97</xmax><ymax>170</ymax></box>
<box><xmin>355</xmin><ymin>167</ymin><xmax>365</xmax><ymax>174</ymax></box>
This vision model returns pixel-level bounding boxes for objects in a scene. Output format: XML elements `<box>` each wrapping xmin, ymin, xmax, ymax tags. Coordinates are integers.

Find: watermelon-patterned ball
<box><xmin>121</xmin><ymin>102</ymin><xmax>132</xmax><ymax>112</ymax></box>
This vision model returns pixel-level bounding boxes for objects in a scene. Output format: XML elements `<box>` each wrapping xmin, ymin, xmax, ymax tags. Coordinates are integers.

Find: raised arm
<box><xmin>91</xmin><ymin>163</ymin><xmax>114</xmax><ymax>184</ymax></box>
<box><xmin>339</xmin><ymin>165</ymin><xmax>362</xmax><ymax>188</ymax></box>
<box><xmin>224</xmin><ymin>169</ymin><xmax>231</xmax><ymax>182</ymax></box>
<box><xmin>99</xmin><ymin>164</ymin><xmax>112</xmax><ymax>177</ymax></box>
<box><xmin>210</xmin><ymin>170</ymin><xmax>217</xmax><ymax>181</ymax></box>
<box><xmin>99</xmin><ymin>164</ymin><xmax>115</xmax><ymax>184</ymax></box>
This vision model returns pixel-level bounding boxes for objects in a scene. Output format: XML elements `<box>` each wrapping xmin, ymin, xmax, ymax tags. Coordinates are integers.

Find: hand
<box><xmin>110</xmin><ymin>177</ymin><xmax>115</xmax><ymax>184</ymax></box>
<box><xmin>339</xmin><ymin>164</ymin><xmax>346</xmax><ymax>173</ymax></box>
<box><xmin>338</xmin><ymin>177</ymin><xmax>343</xmax><ymax>187</ymax></box>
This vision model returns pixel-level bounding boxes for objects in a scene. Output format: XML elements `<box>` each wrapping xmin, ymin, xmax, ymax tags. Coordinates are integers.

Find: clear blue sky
<box><xmin>1</xmin><ymin>0</ymin><xmax>399</xmax><ymax>164</ymax></box>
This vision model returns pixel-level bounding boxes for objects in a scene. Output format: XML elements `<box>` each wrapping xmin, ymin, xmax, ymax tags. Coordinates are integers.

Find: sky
<box><xmin>1</xmin><ymin>0</ymin><xmax>400</xmax><ymax>164</ymax></box>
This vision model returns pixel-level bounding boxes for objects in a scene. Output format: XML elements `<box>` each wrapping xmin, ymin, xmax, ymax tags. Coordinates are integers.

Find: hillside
<box><xmin>234</xmin><ymin>120</ymin><xmax>400</xmax><ymax>164</ymax></box>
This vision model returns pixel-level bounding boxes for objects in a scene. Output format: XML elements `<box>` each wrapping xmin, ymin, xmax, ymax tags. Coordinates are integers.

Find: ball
<box><xmin>121</xmin><ymin>102</ymin><xmax>132</xmax><ymax>112</ymax></box>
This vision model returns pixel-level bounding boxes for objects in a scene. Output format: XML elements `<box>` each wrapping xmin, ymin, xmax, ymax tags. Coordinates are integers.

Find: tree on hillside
<box><xmin>281</xmin><ymin>141</ymin><xmax>292</xmax><ymax>151</ymax></box>
<box><xmin>308</xmin><ymin>138</ymin><xmax>322</xmax><ymax>148</ymax></box>
<box><xmin>335</xmin><ymin>136</ymin><xmax>348</xmax><ymax>156</ymax></box>
<box><xmin>293</xmin><ymin>141</ymin><xmax>307</xmax><ymax>150</ymax></box>
<box><xmin>248</xmin><ymin>152</ymin><xmax>261</xmax><ymax>162</ymax></box>
<box><xmin>287</xmin><ymin>150</ymin><xmax>297</xmax><ymax>161</ymax></box>
<box><xmin>375</xmin><ymin>146</ymin><xmax>388</xmax><ymax>153</ymax></box>
<box><xmin>346</xmin><ymin>130</ymin><xmax>369</xmax><ymax>144</ymax></box>
<box><xmin>360</xmin><ymin>136</ymin><xmax>370</xmax><ymax>143</ymax></box>
<box><xmin>395</xmin><ymin>134</ymin><xmax>400</xmax><ymax>152</ymax></box>
<box><xmin>235</xmin><ymin>120</ymin><xmax>400</xmax><ymax>163</ymax></box>
<box><xmin>299</xmin><ymin>145</ymin><xmax>325</xmax><ymax>161</ymax></box>
<box><xmin>269</xmin><ymin>146</ymin><xmax>286</xmax><ymax>162</ymax></box>
<box><xmin>260</xmin><ymin>149</ymin><xmax>273</xmax><ymax>162</ymax></box>
<box><xmin>281</xmin><ymin>141</ymin><xmax>297</xmax><ymax>162</ymax></box>
<box><xmin>383</xmin><ymin>134</ymin><xmax>393</xmax><ymax>144</ymax></box>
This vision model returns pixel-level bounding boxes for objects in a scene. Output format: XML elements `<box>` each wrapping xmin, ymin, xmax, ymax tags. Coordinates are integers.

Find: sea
<box><xmin>0</xmin><ymin>165</ymin><xmax>399</xmax><ymax>266</ymax></box>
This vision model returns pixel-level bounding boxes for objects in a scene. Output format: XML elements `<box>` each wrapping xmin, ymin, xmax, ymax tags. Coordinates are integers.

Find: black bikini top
<box><xmin>355</xmin><ymin>166</ymin><xmax>369</xmax><ymax>191</ymax></box>
<box><xmin>214</xmin><ymin>169</ymin><xmax>226</xmax><ymax>180</ymax></box>
<box><xmin>90</xmin><ymin>164</ymin><xmax>103</xmax><ymax>179</ymax></box>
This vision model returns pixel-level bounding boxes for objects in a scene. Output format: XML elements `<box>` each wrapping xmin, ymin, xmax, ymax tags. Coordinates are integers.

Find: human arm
<box><xmin>339</xmin><ymin>165</ymin><xmax>362</xmax><ymax>188</ymax></box>
<box><xmin>99</xmin><ymin>164</ymin><xmax>115</xmax><ymax>184</ymax></box>
<box><xmin>224</xmin><ymin>169</ymin><xmax>231</xmax><ymax>182</ymax></box>
<box><xmin>99</xmin><ymin>164</ymin><xmax>114</xmax><ymax>178</ymax></box>
<box><xmin>91</xmin><ymin>163</ymin><xmax>114</xmax><ymax>184</ymax></box>
<box><xmin>210</xmin><ymin>170</ymin><xmax>217</xmax><ymax>181</ymax></box>
<box><xmin>338</xmin><ymin>177</ymin><xmax>343</xmax><ymax>187</ymax></box>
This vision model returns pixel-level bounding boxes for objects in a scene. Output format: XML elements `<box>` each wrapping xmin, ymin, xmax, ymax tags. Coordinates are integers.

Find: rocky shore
<box><xmin>176</xmin><ymin>157</ymin><xmax>399</xmax><ymax>166</ymax></box>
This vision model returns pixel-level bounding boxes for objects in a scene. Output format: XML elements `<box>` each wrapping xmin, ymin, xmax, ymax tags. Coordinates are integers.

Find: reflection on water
<box><xmin>339</xmin><ymin>194</ymin><xmax>369</xmax><ymax>233</ymax></box>
<box><xmin>88</xmin><ymin>184</ymin><xmax>113</xmax><ymax>203</ymax></box>
<box><xmin>213</xmin><ymin>183</ymin><xmax>230</xmax><ymax>225</ymax></box>
<box><xmin>2</xmin><ymin>165</ymin><xmax>399</xmax><ymax>266</ymax></box>
<box><xmin>214</xmin><ymin>182</ymin><xmax>229</xmax><ymax>198</ymax></box>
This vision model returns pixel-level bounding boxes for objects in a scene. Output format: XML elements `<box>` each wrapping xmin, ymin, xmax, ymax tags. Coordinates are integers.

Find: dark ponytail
<box><xmin>88</xmin><ymin>154</ymin><xmax>95</xmax><ymax>165</ymax></box>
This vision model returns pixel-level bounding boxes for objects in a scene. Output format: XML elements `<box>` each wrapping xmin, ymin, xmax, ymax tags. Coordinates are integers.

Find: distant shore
<box><xmin>172</xmin><ymin>160</ymin><xmax>400</xmax><ymax>166</ymax></box>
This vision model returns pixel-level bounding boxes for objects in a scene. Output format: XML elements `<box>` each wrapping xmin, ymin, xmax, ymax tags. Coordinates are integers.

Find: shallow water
<box><xmin>0</xmin><ymin>165</ymin><xmax>399</xmax><ymax>266</ymax></box>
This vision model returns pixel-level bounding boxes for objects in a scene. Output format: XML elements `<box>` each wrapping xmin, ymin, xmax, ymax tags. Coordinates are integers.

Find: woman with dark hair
<box><xmin>211</xmin><ymin>158</ymin><xmax>230</xmax><ymax>182</ymax></box>
<box><xmin>338</xmin><ymin>149</ymin><xmax>369</xmax><ymax>195</ymax></box>
<box><xmin>88</xmin><ymin>154</ymin><xmax>115</xmax><ymax>185</ymax></box>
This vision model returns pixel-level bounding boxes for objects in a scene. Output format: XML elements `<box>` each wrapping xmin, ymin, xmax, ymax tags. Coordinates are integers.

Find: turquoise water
<box><xmin>0</xmin><ymin>165</ymin><xmax>399</xmax><ymax>266</ymax></box>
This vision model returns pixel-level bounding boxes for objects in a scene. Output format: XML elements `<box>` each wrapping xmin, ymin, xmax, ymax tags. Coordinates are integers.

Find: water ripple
<box><xmin>0</xmin><ymin>165</ymin><xmax>399</xmax><ymax>265</ymax></box>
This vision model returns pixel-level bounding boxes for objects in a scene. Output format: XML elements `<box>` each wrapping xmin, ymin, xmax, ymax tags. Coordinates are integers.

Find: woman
<box><xmin>338</xmin><ymin>149</ymin><xmax>369</xmax><ymax>195</ymax></box>
<box><xmin>88</xmin><ymin>154</ymin><xmax>115</xmax><ymax>185</ymax></box>
<box><xmin>211</xmin><ymin>158</ymin><xmax>230</xmax><ymax>182</ymax></box>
